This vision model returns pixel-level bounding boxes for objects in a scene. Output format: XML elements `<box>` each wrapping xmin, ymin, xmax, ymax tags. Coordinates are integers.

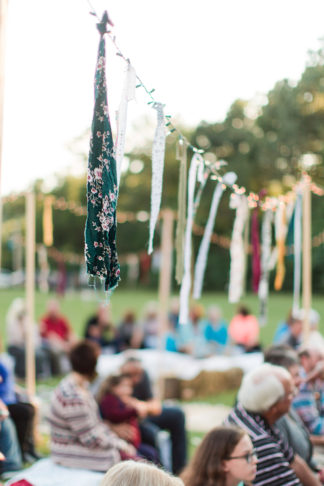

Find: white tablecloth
<box><xmin>96</xmin><ymin>349</ymin><xmax>263</xmax><ymax>381</ymax></box>
<box><xmin>6</xmin><ymin>458</ymin><xmax>105</xmax><ymax>486</ymax></box>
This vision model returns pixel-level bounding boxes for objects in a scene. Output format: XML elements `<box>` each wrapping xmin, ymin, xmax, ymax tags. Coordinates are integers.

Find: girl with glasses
<box><xmin>181</xmin><ymin>426</ymin><xmax>257</xmax><ymax>486</ymax></box>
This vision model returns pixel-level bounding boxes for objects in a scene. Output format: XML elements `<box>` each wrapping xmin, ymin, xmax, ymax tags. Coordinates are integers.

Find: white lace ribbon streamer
<box><xmin>193</xmin><ymin>171</ymin><xmax>237</xmax><ymax>299</ymax></box>
<box><xmin>115</xmin><ymin>64</ymin><xmax>136</xmax><ymax>186</ymax></box>
<box><xmin>179</xmin><ymin>153</ymin><xmax>203</xmax><ymax>324</ymax></box>
<box><xmin>175</xmin><ymin>140</ymin><xmax>187</xmax><ymax>284</ymax></box>
<box><xmin>228</xmin><ymin>194</ymin><xmax>249</xmax><ymax>303</ymax></box>
<box><xmin>148</xmin><ymin>102</ymin><xmax>166</xmax><ymax>254</ymax></box>
<box><xmin>258</xmin><ymin>209</ymin><xmax>273</xmax><ymax>325</ymax></box>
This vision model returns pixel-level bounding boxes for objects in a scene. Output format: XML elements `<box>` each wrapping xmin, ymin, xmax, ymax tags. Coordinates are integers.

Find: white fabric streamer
<box><xmin>115</xmin><ymin>64</ymin><xmax>136</xmax><ymax>186</ymax></box>
<box><xmin>228</xmin><ymin>194</ymin><xmax>249</xmax><ymax>303</ymax></box>
<box><xmin>193</xmin><ymin>171</ymin><xmax>237</xmax><ymax>299</ymax></box>
<box><xmin>258</xmin><ymin>210</ymin><xmax>273</xmax><ymax>326</ymax></box>
<box><xmin>179</xmin><ymin>154</ymin><xmax>204</xmax><ymax>325</ymax></box>
<box><xmin>148</xmin><ymin>102</ymin><xmax>166</xmax><ymax>255</ymax></box>
<box><xmin>293</xmin><ymin>193</ymin><xmax>302</xmax><ymax>315</ymax></box>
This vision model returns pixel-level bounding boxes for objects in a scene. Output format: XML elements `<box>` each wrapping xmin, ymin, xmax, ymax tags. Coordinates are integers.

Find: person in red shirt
<box><xmin>40</xmin><ymin>300</ymin><xmax>76</xmax><ymax>375</ymax></box>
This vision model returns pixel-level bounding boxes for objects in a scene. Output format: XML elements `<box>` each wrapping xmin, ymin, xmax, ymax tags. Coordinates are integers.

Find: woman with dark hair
<box><xmin>181</xmin><ymin>426</ymin><xmax>257</xmax><ymax>486</ymax></box>
<box><xmin>48</xmin><ymin>340</ymin><xmax>136</xmax><ymax>471</ymax></box>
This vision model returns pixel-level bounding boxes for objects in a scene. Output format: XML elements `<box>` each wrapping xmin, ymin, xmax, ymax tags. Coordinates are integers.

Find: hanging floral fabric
<box><xmin>228</xmin><ymin>194</ymin><xmax>249</xmax><ymax>303</ymax></box>
<box><xmin>258</xmin><ymin>209</ymin><xmax>273</xmax><ymax>325</ymax></box>
<box><xmin>115</xmin><ymin>63</ymin><xmax>136</xmax><ymax>186</ymax></box>
<box><xmin>179</xmin><ymin>153</ymin><xmax>204</xmax><ymax>325</ymax></box>
<box><xmin>175</xmin><ymin>139</ymin><xmax>187</xmax><ymax>284</ymax></box>
<box><xmin>148</xmin><ymin>102</ymin><xmax>166</xmax><ymax>255</ymax></box>
<box><xmin>193</xmin><ymin>171</ymin><xmax>237</xmax><ymax>299</ymax></box>
<box><xmin>84</xmin><ymin>12</ymin><xmax>120</xmax><ymax>292</ymax></box>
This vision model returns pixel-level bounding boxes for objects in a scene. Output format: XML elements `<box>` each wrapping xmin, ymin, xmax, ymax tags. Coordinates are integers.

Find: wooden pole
<box><xmin>157</xmin><ymin>209</ymin><xmax>174</xmax><ymax>400</ymax></box>
<box><xmin>302</xmin><ymin>176</ymin><xmax>312</xmax><ymax>344</ymax></box>
<box><xmin>0</xmin><ymin>0</ymin><xmax>9</xmax><ymax>269</ymax></box>
<box><xmin>158</xmin><ymin>209</ymin><xmax>174</xmax><ymax>345</ymax></box>
<box><xmin>25</xmin><ymin>191</ymin><xmax>36</xmax><ymax>397</ymax></box>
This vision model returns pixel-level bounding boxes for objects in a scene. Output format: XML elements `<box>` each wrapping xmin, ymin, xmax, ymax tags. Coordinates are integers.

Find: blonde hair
<box><xmin>101</xmin><ymin>461</ymin><xmax>184</xmax><ymax>486</ymax></box>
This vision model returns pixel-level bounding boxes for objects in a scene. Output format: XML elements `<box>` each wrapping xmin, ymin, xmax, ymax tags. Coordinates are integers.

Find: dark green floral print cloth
<box><xmin>85</xmin><ymin>12</ymin><xmax>120</xmax><ymax>292</ymax></box>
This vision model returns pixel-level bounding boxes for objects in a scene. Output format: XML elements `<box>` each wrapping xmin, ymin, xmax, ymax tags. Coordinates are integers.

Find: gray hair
<box><xmin>101</xmin><ymin>461</ymin><xmax>184</xmax><ymax>486</ymax></box>
<box><xmin>238</xmin><ymin>363</ymin><xmax>291</xmax><ymax>413</ymax></box>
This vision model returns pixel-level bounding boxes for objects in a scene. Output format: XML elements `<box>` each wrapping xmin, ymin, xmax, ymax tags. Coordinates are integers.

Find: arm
<box><xmin>291</xmin><ymin>454</ymin><xmax>321</xmax><ymax>486</ymax></box>
<box><xmin>310</xmin><ymin>435</ymin><xmax>324</xmax><ymax>446</ymax></box>
<box><xmin>292</xmin><ymin>390</ymin><xmax>324</xmax><ymax>435</ymax></box>
<box><xmin>100</xmin><ymin>394</ymin><xmax>138</xmax><ymax>423</ymax></box>
<box><xmin>63</xmin><ymin>396</ymin><xmax>131</xmax><ymax>454</ymax></box>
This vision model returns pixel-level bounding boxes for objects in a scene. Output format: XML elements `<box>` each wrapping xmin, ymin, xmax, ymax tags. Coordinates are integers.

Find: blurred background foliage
<box><xmin>3</xmin><ymin>45</ymin><xmax>324</xmax><ymax>292</ymax></box>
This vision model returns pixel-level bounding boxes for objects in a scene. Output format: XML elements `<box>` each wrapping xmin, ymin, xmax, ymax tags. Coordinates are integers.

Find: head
<box><xmin>237</xmin><ymin>305</ymin><xmax>250</xmax><ymax>317</ymax></box>
<box><xmin>295</xmin><ymin>308</ymin><xmax>320</xmax><ymax>331</ymax></box>
<box><xmin>120</xmin><ymin>357</ymin><xmax>144</xmax><ymax>385</ymax></box>
<box><xmin>299</xmin><ymin>346</ymin><xmax>324</xmax><ymax>374</ymax></box>
<box><xmin>207</xmin><ymin>305</ymin><xmax>222</xmax><ymax>325</ymax></box>
<box><xmin>288</xmin><ymin>317</ymin><xmax>303</xmax><ymax>338</ymax></box>
<box><xmin>6</xmin><ymin>298</ymin><xmax>26</xmax><ymax>323</ymax></box>
<box><xmin>238</xmin><ymin>363</ymin><xmax>294</xmax><ymax>424</ymax></box>
<box><xmin>181</xmin><ymin>426</ymin><xmax>257</xmax><ymax>486</ymax></box>
<box><xmin>144</xmin><ymin>301</ymin><xmax>158</xmax><ymax>320</ymax></box>
<box><xmin>101</xmin><ymin>460</ymin><xmax>183</xmax><ymax>486</ymax></box>
<box><xmin>190</xmin><ymin>304</ymin><xmax>204</xmax><ymax>325</ymax></box>
<box><xmin>70</xmin><ymin>340</ymin><xmax>100</xmax><ymax>380</ymax></box>
<box><xmin>46</xmin><ymin>299</ymin><xmax>60</xmax><ymax>318</ymax></box>
<box><xmin>264</xmin><ymin>346</ymin><xmax>301</xmax><ymax>388</ymax></box>
<box><xmin>98</xmin><ymin>374</ymin><xmax>133</xmax><ymax>403</ymax></box>
<box><xmin>122</xmin><ymin>311</ymin><xmax>136</xmax><ymax>324</ymax></box>
<box><xmin>97</xmin><ymin>304</ymin><xmax>111</xmax><ymax>323</ymax></box>
<box><xmin>170</xmin><ymin>297</ymin><xmax>180</xmax><ymax>315</ymax></box>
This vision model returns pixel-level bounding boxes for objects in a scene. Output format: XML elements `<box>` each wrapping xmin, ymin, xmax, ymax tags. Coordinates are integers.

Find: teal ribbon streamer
<box><xmin>84</xmin><ymin>12</ymin><xmax>120</xmax><ymax>292</ymax></box>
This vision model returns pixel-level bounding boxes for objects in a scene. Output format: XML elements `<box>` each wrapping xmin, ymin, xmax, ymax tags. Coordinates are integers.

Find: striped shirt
<box><xmin>48</xmin><ymin>374</ymin><xmax>131</xmax><ymax>471</ymax></box>
<box><xmin>225</xmin><ymin>403</ymin><xmax>301</xmax><ymax>486</ymax></box>
<box><xmin>292</xmin><ymin>381</ymin><xmax>324</xmax><ymax>435</ymax></box>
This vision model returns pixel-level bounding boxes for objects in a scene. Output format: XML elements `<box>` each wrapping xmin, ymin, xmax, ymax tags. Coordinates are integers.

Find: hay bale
<box><xmin>179</xmin><ymin>368</ymin><xmax>243</xmax><ymax>400</ymax></box>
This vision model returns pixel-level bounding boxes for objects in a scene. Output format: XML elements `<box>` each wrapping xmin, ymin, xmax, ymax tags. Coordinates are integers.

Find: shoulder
<box><xmin>54</xmin><ymin>376</ymin><xmax>84</xmax><ymax>404</ymax></box>
<box><xmin>226</xmin><ymin>405</ymin><xmax>266</xmax><ymax>440</ymax></box>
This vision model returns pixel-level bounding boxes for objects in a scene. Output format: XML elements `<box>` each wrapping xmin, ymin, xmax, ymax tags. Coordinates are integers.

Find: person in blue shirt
<box><xmin>273</xmin><ymin>310</ymin><xmax>293</xmax><ymax>344</ymax></box>
<box><xmin>0</xmin><ymin>360</ymin><xmax>39</xmax><ymax>462</ymax></box>
<box><xmin>203</xmin><ymin>306</ymin><xmax>228</xmax><ymax>354</ymax></box>
<box><xmin>177</xmin><ymin>305</ymin><xmax>209</xmax><ymax>358</ymax></box>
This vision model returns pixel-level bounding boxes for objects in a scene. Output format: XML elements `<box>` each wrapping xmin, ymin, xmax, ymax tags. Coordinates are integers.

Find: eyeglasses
<box><xmin>226</xmin><ymin>450</ymin><xmax>257</xmax><ymax>464</ymax></box>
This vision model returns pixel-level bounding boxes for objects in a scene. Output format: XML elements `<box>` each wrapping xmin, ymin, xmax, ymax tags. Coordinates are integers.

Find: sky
<box><xmin>2</xmin><ymin>0</ymin><xmax>324</xmax><ymax>194</ymax></box>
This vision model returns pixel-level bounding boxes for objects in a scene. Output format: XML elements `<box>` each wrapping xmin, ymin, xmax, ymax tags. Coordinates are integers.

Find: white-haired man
<box><xmin>226</xmin><ymin>363</ymin><xmax>321</xmax><ymax>486</ymax></box>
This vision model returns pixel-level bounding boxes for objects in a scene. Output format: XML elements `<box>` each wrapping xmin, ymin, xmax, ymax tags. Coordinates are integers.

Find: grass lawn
<box><xmin>2</xmin><ymin>286</ymin><xmax>322</xmax><ymax>460</ymax></box>
<box><xmin>1</xmin><ymin>286</ymin><xmax>324</xmax><ymax>347</ymax></box>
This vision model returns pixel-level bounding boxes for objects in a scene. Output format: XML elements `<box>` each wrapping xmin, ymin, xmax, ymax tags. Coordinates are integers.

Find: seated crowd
<box><xmin>2</xmin><ymin>298</ymin><xmax>324</xmax><ymax>486</ymax></box>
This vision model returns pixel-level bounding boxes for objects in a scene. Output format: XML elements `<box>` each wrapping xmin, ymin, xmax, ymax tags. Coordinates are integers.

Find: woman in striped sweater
<box><xmin>48</xmin><ymin>340</ymin><xmax>136</xmax><ymax>471</ymax></box>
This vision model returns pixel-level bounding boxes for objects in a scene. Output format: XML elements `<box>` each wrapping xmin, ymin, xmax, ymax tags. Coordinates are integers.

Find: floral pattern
<box><xmin>84</xmin><ymin>16</ymin><xmax>120</xmax><ymax>292</ymax></box>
